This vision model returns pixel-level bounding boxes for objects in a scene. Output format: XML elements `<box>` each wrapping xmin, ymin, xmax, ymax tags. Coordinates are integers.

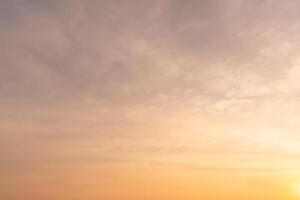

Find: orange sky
<box><xmin>1</xmin><ymin>0</ymin><xmax>300</xmax><ymax>200</ymax></box>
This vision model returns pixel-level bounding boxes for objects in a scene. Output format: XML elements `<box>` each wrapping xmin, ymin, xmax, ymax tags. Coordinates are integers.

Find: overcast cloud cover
<box><xmin>1</xmin><ymin>1</ymin><xmax>300</xmax><ymax>200</ymax></box>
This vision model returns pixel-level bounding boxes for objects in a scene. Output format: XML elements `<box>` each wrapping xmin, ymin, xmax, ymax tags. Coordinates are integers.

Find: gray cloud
<box><xmin>1</xmin><ymin>0</ymin><xmax>300</xmax><ymax>110</ymax></box>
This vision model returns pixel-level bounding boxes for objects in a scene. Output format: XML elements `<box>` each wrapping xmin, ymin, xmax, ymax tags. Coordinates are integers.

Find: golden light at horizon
<box><xmin>293</xmin><ymin>183</ymin><xmax>300</xmax><ymax>196</ymax></box>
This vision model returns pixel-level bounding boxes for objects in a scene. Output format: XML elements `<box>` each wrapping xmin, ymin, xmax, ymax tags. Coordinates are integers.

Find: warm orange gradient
<box><xmin>1</xmin><ymin>1</ymin><xmax>300</xmax><ymax>200</ymax></box>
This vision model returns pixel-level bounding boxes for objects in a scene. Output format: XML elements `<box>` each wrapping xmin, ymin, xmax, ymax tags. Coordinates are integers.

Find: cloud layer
<box><xmin>1</xmin><ymin>1</ymin><xmax>300</xmax><ymax>200</ymax></box>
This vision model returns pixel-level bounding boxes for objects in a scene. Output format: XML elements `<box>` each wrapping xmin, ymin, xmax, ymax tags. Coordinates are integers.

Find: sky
<box><xmin>1</xmin><ymin>0</ymin><xmax>300</xmax><ymax>199</ymax></box>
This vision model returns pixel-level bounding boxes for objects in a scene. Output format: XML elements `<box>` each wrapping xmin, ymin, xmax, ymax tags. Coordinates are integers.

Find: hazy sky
<box><xmin>1</xmin><ymin>1</ymin><xmax>300</xmax><ymax>199</ymax></box>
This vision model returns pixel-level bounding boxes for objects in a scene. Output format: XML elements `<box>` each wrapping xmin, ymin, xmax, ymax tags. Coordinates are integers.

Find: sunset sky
<box><xmin>1</xmin><ymin>1</ymin><xmax>300</xmax><ymax>199</ymax></box>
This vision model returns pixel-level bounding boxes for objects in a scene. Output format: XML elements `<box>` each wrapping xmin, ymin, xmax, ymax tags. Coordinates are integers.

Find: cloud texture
<box><xmin>1</xmin><ymin>1</ymin><xmax>300</xmax><ymax>200</ymax></box>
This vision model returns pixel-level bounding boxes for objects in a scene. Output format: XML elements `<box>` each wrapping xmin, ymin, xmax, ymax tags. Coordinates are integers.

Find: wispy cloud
<box><xmin>1</xmin><ymin>1</ymin><xmax>300</xmax><ymax>199</ymax></box>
